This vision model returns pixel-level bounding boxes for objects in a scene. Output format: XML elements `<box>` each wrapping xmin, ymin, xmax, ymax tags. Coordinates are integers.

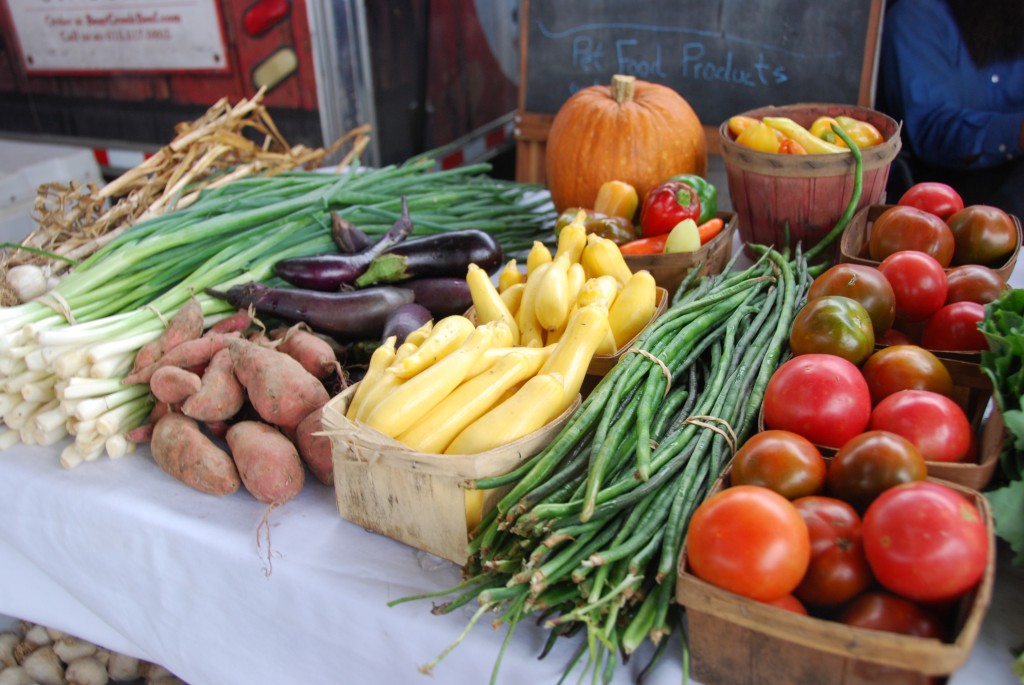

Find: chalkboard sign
<box><xmin>515</xmin><ymin>0</ymin><xmax>884</xmax><ymax>182</ymax></box>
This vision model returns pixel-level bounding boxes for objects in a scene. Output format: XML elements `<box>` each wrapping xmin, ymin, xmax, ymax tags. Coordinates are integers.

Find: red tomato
<box><xmin>764</xmin><ymin>594</ymin><xmax>808</xmax><ymax>615</ymax></box>
<box><xmin>686</xmin><ymin>485</ymin><xmax>811</xmax><ymax>602</ymax></box>
<box><xmin>868</xmin><ymin>205</ymin><xmax>956</xmax><ymax>266</ymax></box>
<box><xmin>763</xmin><ymin>354</ymin><xmax>872</xmax><ymax>449</ymax></box>
<box><xmin>839</xmin><ymin>591</ymin><xmax>944</xmax><ymax>638</ymax></box>
<box><xmin>862</xmin><ymin>481</ymin><xmax>989</xmax><ymax>603</ymax></box>
<box><xmin>860</xmin><ymin>345</ymin><xmax>954</xmax><ymax>405</ymax></box>
<box><xmin>897</xmin><ymin>182</ymin><xmax>964</xmax><ymax>220</ymax></box>
<box><xmin>945</xmin><ymin>264</ymin><xmax>1009</xmax><ymax>305</ymax></box>
<box><xmin>869</xmin><ymin>390</ymin><xmax>973</xmax><ymax>463</ymax></box>
<box><xmin>947</xmin><ymin>204</ymin><xmax>1018</xmax><ymax>266</ymax></box>
<box><xmin>920</xmin><ymin>302</ymin><xmax>989</xmax><ymax>352</ymax></box>
<box><xmin>732</xmin><ymin>430</ymin><xmax>827</xmax><ymax>500</ymax></box>
<box><xmin>807</xmin><ymin>263</ymin><xmax>896</xmax><ymax>334</ymax></box>
<box><xmin>792</xmin><ymin>496</ymin><xmax>872</xmax><ymax>607</ymax></box>
<box><xmin>877</xmin><ymin>251</ymin><xmax>949</xmax><ymax>322</ymax></box>
<box><xmin>789</xmin><ymin>296</ymin><xmax>875</xmax><ymax>366</ymax></box>
<box><xmin>825</xmin><ymin>430</ymin><xmax>927</xmax><ymax>511</ymax></box>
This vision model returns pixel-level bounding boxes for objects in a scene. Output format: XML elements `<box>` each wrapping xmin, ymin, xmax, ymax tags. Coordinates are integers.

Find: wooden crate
<box><xmin>622</xmin><ymin>212</ymin><xmax>738</xmax><ymax>297</ymax></box>
<box><xmin>720</xmin><ymin>103</ymin><xmax>901</xmax><ymax>260</ymax></box>
<box><xmin>322</xmin><ymin>384</ymin><xmax>579</xmax><ymax>565</ymax></box>
<box><xmin>676</xmin><ymin>470</ymin><xmax>996</xmax><ymax>685</ymax></box>
<box><xmin>839</xmin><ymin>204</ymin><xmax>1022</xmax><ymax>283</ymax></box>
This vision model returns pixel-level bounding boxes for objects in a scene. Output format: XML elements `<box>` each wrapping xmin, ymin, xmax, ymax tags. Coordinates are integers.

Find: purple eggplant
<box><xmin>354</xmin><ymin>229</ymin><xmax>503</xmax><ymax>287</ymax></box>
<box><xmin>396</xmin><ymin>277</ymin><xmax>473</xmax><ymax>318</ymax></box>
<box><xmin>273</xmin><ymin>197</ymin><xmax>415</xmax><ymax>290</ymax></box>
<box><xmin>330</xmin><ymin>213</ymin><xmax>373</xmax><ymax>253</ymax></box>
<box><xmin>381</xmin><ymin>303</ymin><xmax>433</xmax><ymax>345</ymax></box>
<box><xmin>206</xmin><ymin>282</ymin><xmax>414</xmax><ymax>339</ymax></box>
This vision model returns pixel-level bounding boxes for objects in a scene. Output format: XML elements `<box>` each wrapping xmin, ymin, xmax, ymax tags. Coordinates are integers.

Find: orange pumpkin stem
<box><xmin>610</xmin><ymin>74</ymin><xmax>636</xmax><ymax>105</ymax></box>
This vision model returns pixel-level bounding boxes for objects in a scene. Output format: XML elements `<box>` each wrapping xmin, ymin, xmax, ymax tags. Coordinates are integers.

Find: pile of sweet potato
<box><xmin>123</xmin><ymin>299</ymin><xmax>339</xmax><ymax>505</ymax></box>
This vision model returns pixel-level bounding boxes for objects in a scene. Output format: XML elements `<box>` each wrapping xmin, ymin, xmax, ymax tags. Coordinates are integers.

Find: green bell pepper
<box><xmin>668</xmin><ymin>174</ymin><xmax>718</xmax><ymax>225</ymax></box>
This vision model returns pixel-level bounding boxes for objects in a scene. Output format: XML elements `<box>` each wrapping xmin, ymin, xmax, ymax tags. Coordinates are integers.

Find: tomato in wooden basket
<box><xmin>869</xmin><ymin>389</ymin><xmax>972</xmax><ymax>463</ymax></box>
<box><xmin>807</xmin><ymin>263</ymin><xmax>896</xmax><ymax>334</ymax></box>
<box><xmin>686</xmin><ymin>485</ymin><xmax>811</xmax><ymax>602</ymax></box>
<box><xmin>792</xmin><ymin>496</ymin><xmax>873</xmax><ymax>607</ymax></box>
<box><xmin>921</xmin><ymin>301</ymin><xmax>989</xmax><ymax>352</ymax></box>
<box><xmin>825</xmin><ymin>430</ymin><xmax>927</xmax><ymax>512</ymax></box>
<box><xmin>897</xmin><ymin>181</ymin><xmax>964</xmax><ymax>220</ymax></box>
<box><xmin>947</xmin><ymin>204</ymin><xmax>1018</xmax><ymax>266</ymax></box>
<box><xmin>789</xmin><ymin>295</ymin><xmax>875</xmax><ymax>366</ymax></box>
<box><xmin>869</xmin><ymin>205</ymin><xmax>956</xmax><ymax>266</ymax></box>
<box><xmin>763</xmin><ymin>354</ymin><xmax>872</xmax><ymax>449</ymax></box>
<box><xmin>860</xmin><ymin>344</ymin><xmax>954</xmax><ymax>405</ymax></box>
<box><xmin>945</xmin><ymin>264</ymin><xmax>1009</xmax><ymax>305</ymax></box>
<box><xmin>877</xmin><ymin>250</ymin><xmax>949</xmax><ymax>322</ymax></box>
<box><xmin>839</xmin><ymin>591</ymin><xmax>944</xmax><ymax>638</ymax></box>
<box><xmin>731</xmin><ymin>430</ymin><xmax>827</xmax><ymax>500</ymax></box>
<box><xmin>862</xmin><ymin>481</ymin><xmax>988</xmax><ymax>604</ymax></box>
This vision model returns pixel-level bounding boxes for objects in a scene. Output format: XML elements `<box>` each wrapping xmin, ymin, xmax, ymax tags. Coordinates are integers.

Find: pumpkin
<box><xmin>544</xmin><ymin>74</ymin><xmax>708</xmax><ymax>215</ymax></box>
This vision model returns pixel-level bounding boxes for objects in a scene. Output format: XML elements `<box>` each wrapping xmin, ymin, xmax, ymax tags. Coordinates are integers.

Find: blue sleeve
<box><xmin>880</xmin><ymin>0</ymin><xmax>1024</xmax><ymax>170</ymax></box>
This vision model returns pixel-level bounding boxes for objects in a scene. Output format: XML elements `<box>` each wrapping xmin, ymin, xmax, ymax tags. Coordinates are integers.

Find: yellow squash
<box><xmin>608</xmin><ymin>270</ymin><xmax>657</xmax><ymax>349</ymax></box>
<box><xmin>497</xmin><ymin>258</ymin><xmax>524</xmax><ymax>292</ymax></box>
<box><xmin>345</xmin><ymin>336</ymin><xmax>397</xmax><ymax>420</ymax></box>
<box><xmin>526</xmin><ymin>240</ymin><xmax>553</xmax><ymax>276</ymax></box>
<box><xmin>387</xmin><ymin>315</ymin><xmax>475</xmax><ymax>379</ymax></box>
<box><xmin>581</xmin><ymin>233</ymin><xmax>633</xmax><ymax>285</ymax></box>
<box><xmin>467</xmin><ymin>263</ymin><xmax>519</xmax><ymax>343</ymax></box>
<box><xmin>540</xmin><ymin>304</ymin><xmax>610</xmax><ymax>408</ymax></box>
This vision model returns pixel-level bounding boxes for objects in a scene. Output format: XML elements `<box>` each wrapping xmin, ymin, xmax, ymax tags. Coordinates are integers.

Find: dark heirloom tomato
<box><xmin>877</xmin><ymin>251</ymin><xmax>949</xmax><ymax>322</ymax></box>
<box><xmin>862</xmin><ymin>481</ymin><xmax>989</xmax><ymax>603</ymax></box>
<box><xmin>792</xmin><ymin>496</ymin><xmax>872</xmax><ymax>607</ymax></box>
<box><xmin>839</xmin><ymin>591</ymin><xmax>944</xmax><ymax>638</ymax></box>
<box><xmin>860</xmin><ymin>344</ymin><xmax>954</xmax><ymax>405</ymax></box>
<box><xmin>826</xmin><ymin>430</ymin><xmax>927</xmax><ymax>512</ymax></box>
<box><xmin>897</xmin><ymin>181</ymin><xmax>965</xmax><ymax>220</ymax></box>
<box><xmin>732</xmin><ymin>430</ymin><xmax>827</xmax><ymax>499</ymax></box>
<box><xmin>947</xmin><ymin>204</ymin><xmax>1018</xmax><ymax>266</ymax></box>
<box><xmin>789</xmin><ymin>296</ymin><xmax>875</xmax><ymax>365</ymax></box>
<box><xmin>868</xmin><ymin>205</ymin><xmax>956</xmax><ymax>266</ymax></box>
<box><xmin>686</xmin><ymin>485</ymin><xmax>811</xmax><ymax>602</ymax></box>
<box><xmin>945</xmin><ymin>264</ymin><xmax>1009</xmax><ymax>305</ymax></box>
<box><xmin>869</xmin><ymin>389</ymin><xmax>973</xmax><ymax>463</ymax></box>
<box><xmin>921</xmin><ymin>301</ymin><xmax>989</xmax><ymax>352</ymax></box>
<box><xmin>763</xmin><ymin>354</ymin><xmax>872</xmax><ymax>449</ymax></box>
<box><xmin>807</xmin><ymin>263</ymin><xmax>896</xmax><ymax>334</ymax></box>
<box><xmin>876</xmin><ymin>327</ymin><xmax>915</xmax><ymax>347</ymax></box>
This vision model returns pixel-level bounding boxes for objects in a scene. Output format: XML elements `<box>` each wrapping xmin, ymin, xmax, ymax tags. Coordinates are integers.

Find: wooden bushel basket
<box><xmin>720</xmin><ymin>103</ymin><xmax>901</xmax><ymax>259</ymax></box>
<box><xmin>676</xmin><ymin>469</ymin><xmax>996</xmax><ymax>685</ymax></box>
<box><xmin>322</xmin><ymin>383</ymin><xmax>579</xmax><ymax>565</ymax></box>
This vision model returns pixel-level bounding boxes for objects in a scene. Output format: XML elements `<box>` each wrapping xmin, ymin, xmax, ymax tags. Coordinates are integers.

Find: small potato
<box><xmin>295</xmin><ymin>407</ymin><xmax>333</xmax><ymax>486</ymax></box>
<box><xmin>226</xmin><ymin>421</ymin><xmax>305</xmax><ymax>505</ymax></box>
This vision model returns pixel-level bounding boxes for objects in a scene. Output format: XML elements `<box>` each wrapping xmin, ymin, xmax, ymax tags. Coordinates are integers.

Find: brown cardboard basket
<box><xmin>839</xmin><ymin>204</ymin><xmax>1022</xmax><ymax>283</ymax></box>
<box><xmin>676</xmin><ymin>468</ymin><xmax>996</xmax><ymax>685</ymax></box>
<box><xmin>322</xmin><ymin>383</ymin><xmax>579</xmax><ymax>565</ymax></box>
<box><xmin>622</xmin><ymin>211</ymin><xmax>738</xmax><ymax>296</ymax></box>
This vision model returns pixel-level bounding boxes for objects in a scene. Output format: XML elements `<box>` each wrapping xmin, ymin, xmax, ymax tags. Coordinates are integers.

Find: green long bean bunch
<box><xmin>0</xmin><ymin>157</ymin><xmax>555</xmax><ymax>462</ymax></box>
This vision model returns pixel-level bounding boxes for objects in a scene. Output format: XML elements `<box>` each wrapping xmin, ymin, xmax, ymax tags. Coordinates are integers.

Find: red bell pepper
<box><xmin>638</xmin><ymin>181</ymin><xmax>702</xmax><ymax>237</ymax></box>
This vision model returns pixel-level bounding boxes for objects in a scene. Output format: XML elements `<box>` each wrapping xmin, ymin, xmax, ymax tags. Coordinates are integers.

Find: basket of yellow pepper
<box><xmin>719</xmin><ymin>103</ymin><xmax>901</xmax><ymax>260</ymax></box>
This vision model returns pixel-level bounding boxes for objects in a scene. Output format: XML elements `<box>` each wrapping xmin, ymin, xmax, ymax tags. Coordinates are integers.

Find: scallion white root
<box><xmin>104</xmin><ymin>434</ymin><xmax>135</xmax><ymax>459</ymax></box>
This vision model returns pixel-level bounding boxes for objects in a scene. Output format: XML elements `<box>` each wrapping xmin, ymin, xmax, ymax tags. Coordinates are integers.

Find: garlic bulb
<box><xmin>5</xmin><ymin>264</ymin><xmax>51</xmax><ymax>303</ymax></box>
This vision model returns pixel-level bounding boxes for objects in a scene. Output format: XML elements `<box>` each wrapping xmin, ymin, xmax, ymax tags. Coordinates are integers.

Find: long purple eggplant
<box><xmin>353</xmin><ymin>229</ymin><xmax>503</xmax><ymax>287</ymax></box>
<box><xmin>396</xmin><ymin>277</ymin><xmax>473</xmax><ymax>318</ymax></box>
<box><xmin>206</xmin><ymin>282</ymin><xmax>414</xmax><ymax>339</ymax></box>
<box><xmin>273</xmin><ymin>197</ymin><xmax>414</xmax><ymax>290</ymax></box>
<box><xmin>380</xmin><ymin>303</ymin><xmax>433</xmax><ymax>344</ymax></box>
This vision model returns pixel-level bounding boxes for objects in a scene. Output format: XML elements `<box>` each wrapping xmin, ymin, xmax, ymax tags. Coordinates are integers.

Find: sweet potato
<box><xmin>207</xmin><ymin>307</ymin><xmax>254</xmax><ymax>335</ymax></box>
<box><xmin>123</xmin><ymin>333</ymin><xmax>237</xmax><ymax>385</ymax></box>
<box><xmin>181</xmin><ymin>348</ymin><xmax>245</xmax><ymax>422</ymax></box>
<box><xmin>226</xmin><ymin>421</ymin><xmax>305</xmax><ymax>505</ymax></box>
<box><xmin>150</xmin><ymin>413</ymin><xmax>241</xmax><ymax>496</ymax></box>
<box><xmin>149</xmin><ymin>366</ymin><xmax>202</xmax><ymax>404</ymax></box>
<box><xmin>125</xmin><ymin>401</ymin><xmax>174</xmax><ymax>443</ymax></box>
<box><xmin>131</xmin><ymin>297</ymin><xmax>205</xmax><ymax>374</ymax></box>
<box><xmin>227</xmin><ymin>338</ymin><xmax>330</xmax><ymax>431</ymax></box>
<box><xmin>270</xmin><ymin>325</ymin><xmax>341</xmax><ymax>380</ymax></box>
<box><xmin>294</xmin><ymin>407</ymin><xmax>333</xmax><ymax>485</ymax></box>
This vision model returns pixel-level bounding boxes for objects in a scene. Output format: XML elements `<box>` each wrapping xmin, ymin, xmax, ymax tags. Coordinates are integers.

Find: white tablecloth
<box><xmin>0</xmin><ymin>440</ymin><xmax>1022</xmax><ymax>685</ymax></box>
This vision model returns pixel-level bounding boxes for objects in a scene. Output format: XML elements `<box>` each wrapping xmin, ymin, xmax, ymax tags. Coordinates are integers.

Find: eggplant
<box><xmin>397</xmin><ymin>277</ymin><xmax>473</xmax><ymax>318</ymax></box>
<box><xmin>273</xmin><ymin>197</ymin><xmax>415</xmax><ymax>290</ymax></box>
<box><xmin>354</xmin><ymin>229</ymin><xmax>504</xmax><ymax>287</ymax></box>
<box><xmin>206</xmin><ymin>282</ymin><xmax>414</xmax><ymax>339</ymax></box>
<box><xmin>380</xmin><ymin>303</ymin><xmax>433</xmax><ymax>345</ymax></box>
<box><xmin>330</xmin><ymin>212</ymin><xmax>373</xmax><ymax>253</ymax></box>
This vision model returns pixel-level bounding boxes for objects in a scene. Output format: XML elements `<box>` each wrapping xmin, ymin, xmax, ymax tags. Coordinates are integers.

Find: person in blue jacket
<box><xmin>877</xmin><ymin>0</ymin><xmax>1024</xmax><ymax>217</ymax></box>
